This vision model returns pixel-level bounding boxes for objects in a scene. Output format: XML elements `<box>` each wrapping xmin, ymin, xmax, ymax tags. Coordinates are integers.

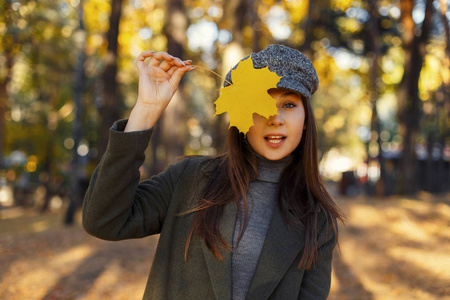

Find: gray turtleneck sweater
<box><xmin>231</xmin><ymin>155</ymin><xmax>291</xmax><ymax>300</ymax></box>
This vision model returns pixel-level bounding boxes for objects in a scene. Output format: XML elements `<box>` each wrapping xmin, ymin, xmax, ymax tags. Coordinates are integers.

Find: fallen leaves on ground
<box><xmin>0</xmin><ymin>191</ymin><xmax>449</xmax><ymax>300</ymax></box>
<box><xmin>329</xmin><ymin>191</ymin><xmax>450</xmax><ymax>300</ymax></box>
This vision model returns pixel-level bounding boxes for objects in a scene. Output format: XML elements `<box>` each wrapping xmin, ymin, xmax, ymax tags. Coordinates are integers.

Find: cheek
<box><xmin>290</xmin><ymin>114</ymin><xmax>306</xmax><ymax>143</ymax></box>
<box><xmin>296</xmin><ymin>109</ymin><xmax>306</xmax><ymax>129</ymax></box>
<box><xmin>247</xmin><ymin>114</ymin><xmax>265</xmax><ymax>139</ymax></box>
<box><xmin>252</xmin><ymin>113</ymin><xmax>267</xmax><ymax>127</ymax></box>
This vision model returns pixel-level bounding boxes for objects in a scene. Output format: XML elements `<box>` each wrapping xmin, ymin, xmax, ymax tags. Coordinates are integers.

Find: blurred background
<box><xmin>0</xmin><ymin>0</ymin><xmax>449</xmax><ymax>299</ymax></box>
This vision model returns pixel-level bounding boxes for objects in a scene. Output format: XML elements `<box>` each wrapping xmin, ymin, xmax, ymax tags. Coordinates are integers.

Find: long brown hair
<box><xmin>185</xmin><ymin>95</ymin><xmax>345</xmax><ymax>270</ymax></box>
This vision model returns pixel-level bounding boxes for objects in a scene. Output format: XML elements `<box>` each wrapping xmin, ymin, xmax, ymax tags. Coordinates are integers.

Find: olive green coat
<box><xmin>82</xmin><ymin>120</ymin><xmax>336</xmax><ymax>300</ymax></box>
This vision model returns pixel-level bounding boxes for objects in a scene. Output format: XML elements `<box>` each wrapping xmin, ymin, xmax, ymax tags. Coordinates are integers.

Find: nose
<box><xmin>268</xmin><ymin>114</ymin><xmax>284</xmax><ymax>126</ymax></box>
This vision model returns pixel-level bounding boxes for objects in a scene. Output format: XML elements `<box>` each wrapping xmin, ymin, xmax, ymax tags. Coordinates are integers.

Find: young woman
<box><xmin>83</xmin><ymin>44</ymin><xmax>345</xmax><ymax>300</ymax></box>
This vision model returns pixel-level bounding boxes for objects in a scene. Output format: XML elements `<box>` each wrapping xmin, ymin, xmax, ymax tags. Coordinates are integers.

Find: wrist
<box><xmin>125</xmin><ymin>103</ymin><xmax>162</xmax><ymax>132</ymax></box>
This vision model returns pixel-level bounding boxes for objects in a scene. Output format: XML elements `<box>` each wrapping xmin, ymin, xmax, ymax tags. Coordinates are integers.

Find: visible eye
<box><xmin>282</xmin><ymin>102</ymin><xmax>296</xmax><ymax>108</ymax></box>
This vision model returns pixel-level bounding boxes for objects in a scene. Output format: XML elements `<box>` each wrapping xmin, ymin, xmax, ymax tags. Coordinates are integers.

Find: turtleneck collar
<box><xmin>255</xmin><ymin>153</ymin><xmax>292</xmax><ymax>183</ymax></box>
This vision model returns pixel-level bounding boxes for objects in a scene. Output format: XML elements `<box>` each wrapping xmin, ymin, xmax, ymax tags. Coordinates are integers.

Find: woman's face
<box><xmin>246</xmin><ymin>88</ymin><xmax>306</xmax><ymax>161</ymax></box>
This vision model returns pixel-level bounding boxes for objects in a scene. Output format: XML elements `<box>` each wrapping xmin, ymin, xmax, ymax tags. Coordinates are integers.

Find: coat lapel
<box><xmin>245</xmin><ymin>202</ymin><xmax>306</xmax><ymax>300</ymax></box>
<box><xmin>201</xmin><ymin>201</ymin><xmax>236</xmax><ymax>300</ymax></box>
<box><xmin>200</xmin><ymin>160</ymin><xmax>236</xmax><ymax>300</ymax></box>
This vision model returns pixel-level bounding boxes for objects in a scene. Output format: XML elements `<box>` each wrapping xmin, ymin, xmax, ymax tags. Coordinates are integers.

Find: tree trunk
<box><xmin>424</xmin><ymin>121</ymin><xmax>435</xmax><ymax>192</ymax></box>
<box><xmin>40</xmin><ymin>93</ymin><xmax>57</xmax><ymax>213</ymax></box>
<box><xmin>248</xmin><ymin>0</ymin><xmax>261</xmax><ymax>52</ymax></box>
<box><xmin>397</xmin><ymin>0</ymin><xmax>433</xmax><ymax>194</ymax></box>
<box><xmin>300</xmin><ymin>0</ymin><xmax>329</xmax><ymax>59</ymax></box>
<box><xmin>65</xmin><ymin>1</ymin><xmax>86</xmax><ymax>225</ymax></box>
<box><xmin>0</xmin><ymin>53</ymin><xmax>13</xmax><ymax>170</ymax></box>
<box><xmin>0</xmin><ymin>0</ymin><xmax>15</xmax><ymax>170</ymax></box>
<box><xmin>223</xmin><ymin>0</ymin><xmax>248</xmax><ymax>45</ymax></box>
<box><xmin>433</xmin><ymin>86</ymin><xmax>448</xmax><ymax>193</ymax></box>
<box><xmin>97</xmin><ymin>0</ymin><xmax>123</xmax><ymax>162</ymax></box>
<box><xmin>157</xmin><ymin>0</ymin><xmax>188</xmax><ymax>167</ymax></box>
<box><xmin>41</xmin><ymin>118</ymin><xmax>55</xmax><ymax>213</ymax></box>
<box><xmin>300</xmin><ymin>0</ymin><xmax>315</xmax><ymax>59</ymax></box>
<box><xmin>212</xmin><ymin>0</ymin><xmax>248</xmax><ymax>150</ymax></box>
<box><xmin>40</xmin><ymin>145</ymin><xmax>52</xmax><ymax>212</ymax></box>
<box><xmin>437</xmin><ymin>0</ymin><xmax>450</xmax><ymax>193</ymax></box>
<box><xmin>366</xmin><ymin>0</ymin><xmax>386</xmax><ymax>196</ymax></box>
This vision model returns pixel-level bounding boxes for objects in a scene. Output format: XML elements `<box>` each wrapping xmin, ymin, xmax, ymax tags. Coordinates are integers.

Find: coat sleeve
<box><xmin>298</xmin><ymin>214</ymin><xmax>338</xmax><ymax>300</ymax></box>
<box><xmin>82</xmin><ymin>119</ymin><xmax>191</xmax><ymax>241</ymax></box>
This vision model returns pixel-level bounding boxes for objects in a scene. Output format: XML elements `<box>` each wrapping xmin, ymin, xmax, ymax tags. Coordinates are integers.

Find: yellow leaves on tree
<box><xmin>214</xmin><ymin>55</ymin><xmax>281</xmax><ymax>134</ymax></box>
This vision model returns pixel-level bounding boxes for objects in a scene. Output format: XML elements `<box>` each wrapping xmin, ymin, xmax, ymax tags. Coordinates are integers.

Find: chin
<box><xmin>261</xmin><ymin>153</ymin><xmax>287</xmax><ymax>161</ymax></box>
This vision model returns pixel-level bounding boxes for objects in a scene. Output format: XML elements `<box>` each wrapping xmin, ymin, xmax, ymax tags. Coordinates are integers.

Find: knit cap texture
<box><xmin>224</xmin><ymin>44</ymin><xmax>319</xmax><ymax>99</ymax></box>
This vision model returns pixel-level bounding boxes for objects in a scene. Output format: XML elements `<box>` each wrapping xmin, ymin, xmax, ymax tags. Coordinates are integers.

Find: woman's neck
<box><xmin>255</xmin><ymin>153</ymin><xmax>292</xmax><ymax>183</ymax></box>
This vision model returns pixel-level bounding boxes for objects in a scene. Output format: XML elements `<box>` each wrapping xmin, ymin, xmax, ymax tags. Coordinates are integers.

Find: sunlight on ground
<box><xmin>1</xmin><ymin>193</ymin><xmax>449</xmax><ymax>300</ymax></box>
<box><xmin>1</xmin><ymin>245</ymin><xmax>93</xmax><ymax>299</ymax></box>
<box><xmin>83</xmin><ymin>260</ymin><xmax>148</xmax><ymax>300</ymax></box>
<box><xmin>389</xmin><ymin>247</ymin><xmax>450</xmax><ymax>281</ymax></box>
<box><xmin>0</xmin><ymin>207</ymin><xmax>80</xmax><ymax>235</ymax></box>
<box><xmin>51</xmin><ymin>245</ymin><xmax>94</xmax><ymax>267</ymax></box>
<box><xmin>84</xmin><ymin>261</ymin><xmax>123</xmax><ymax>299</ymax></box>
<box><xmin>31</xmin><ymin>220</ymin><xmax>52</xmax><ymax>233</ymax></box>
<box><xmin>0</xmin><ymin>224</ymin><xmax>157</xmax><ymax>300</ymax></box>
<box><xmin>330</xmin><ymin>193</ymin><xmax>450</xmax><ymax>300</ymax></box>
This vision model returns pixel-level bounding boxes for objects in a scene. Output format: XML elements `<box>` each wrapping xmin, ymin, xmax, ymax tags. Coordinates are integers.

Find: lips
<box><xmin>264</xmin><ymin>134</ymin><xmax>286</xmax><ymax>147</ymax></box>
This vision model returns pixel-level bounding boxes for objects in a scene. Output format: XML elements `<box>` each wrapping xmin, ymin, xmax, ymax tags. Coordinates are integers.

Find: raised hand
<box><xmin>125</xmin><ymin>51</ymin><xmax>195</xmax><ymax>132</ymax></box>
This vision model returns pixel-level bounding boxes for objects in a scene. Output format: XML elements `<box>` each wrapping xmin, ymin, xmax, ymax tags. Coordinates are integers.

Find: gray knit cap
<box><xmin>224</xmin><ymin>44</ymin><xmax>319</xmax><ymax>99</ymax></box>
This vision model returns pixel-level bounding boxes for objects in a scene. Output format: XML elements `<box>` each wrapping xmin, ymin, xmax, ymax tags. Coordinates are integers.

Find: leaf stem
<box><xmin>190</xmin><ymin>64</ymin><xmax>232</xmax><ymax>86</ymax></box>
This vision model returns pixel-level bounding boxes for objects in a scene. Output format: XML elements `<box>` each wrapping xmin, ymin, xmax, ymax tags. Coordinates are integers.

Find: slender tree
<box><xmin>433</xmin><ymin>0</ymin><xmax>450</xmax><ymax>192</ymax></box>
<box><xmin>212</xmin><ymin>0</ymin><xmax>249</xmax><ymax>150</ymax></box>
<box><xmin>248</xmin><ymin>0</ymin><xmax>261</xmax><ymax>52</ymax></box>
<box><xmin>224</xmin><ymin>0</ymin><xmax>248</xmax><ymax>45</ymax></box>
<box><xmin>397</xmin><ymin>0</ymin><xmax>434</xmax><ymax>194</ymax></box>
<box><xmin>300</xmin><ymin>0</ymin><xmax>329</xmax><ymax>59</ymax></box>
<box><xmin>65</xmin><ymin>0</ymin><xmax>87</xmax><ymax>225</ymax></box>
<box><xmin>157</xmin><ymin>0</ymin><xmax>188</xmax><ymax>168</ymax></box>
<box><xmin>0</xmin><ymin>52</ymin><xmax>14</xmax><ymax>170</ymax></box>
<box><xmin>366</xmin><ymin>0</ymin><xmax>386</xmax><ymax>195</ymax></box>
<box><xmin>98</xmin><ymin>0</ymin><xmax>123</xmax><ymax>161</ymax></box>
<box><xmin>0</xmin><ymin>0</ymin><xmax>17</xmax><ymax>169</ymax></box>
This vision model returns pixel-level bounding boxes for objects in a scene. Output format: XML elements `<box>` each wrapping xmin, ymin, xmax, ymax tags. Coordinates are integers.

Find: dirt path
<box><xmin>1</xmin><ymin>192</ymin><xmax>449</xmax><ymax>300</ymax></box>
<box><xmin>0</xmin><ymin>210</ymin><xmax>159</xmax><ymax>300</ymax></box>
<box><xmin>329</xmin><ymin>192</ymin><xmax>450</xmax><ymax>300</ymax></box>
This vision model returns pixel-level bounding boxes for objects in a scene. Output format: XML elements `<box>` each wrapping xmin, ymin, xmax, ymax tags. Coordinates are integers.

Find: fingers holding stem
<box><xmin>126</xmin><ymin>51</ymin><xmax>196</xmax><ymax>132</ymax></box>
<box><xmin>137</xmin><ymin>51</ymin><xmax>195</xmax><ymax>74</ymax></box>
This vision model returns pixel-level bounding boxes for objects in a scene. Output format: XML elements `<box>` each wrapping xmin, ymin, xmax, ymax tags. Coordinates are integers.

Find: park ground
<box><xmin>0</xmin><ymin>191</ymin><xmax>449</xmax><ymax>300</ymax></box>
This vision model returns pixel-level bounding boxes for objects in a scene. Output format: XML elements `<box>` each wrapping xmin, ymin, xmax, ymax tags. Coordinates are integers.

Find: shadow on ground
<box><xmin>1</xmin><ymin>191</ymin><xmax>449</xmax><ymax>300</ymax></box>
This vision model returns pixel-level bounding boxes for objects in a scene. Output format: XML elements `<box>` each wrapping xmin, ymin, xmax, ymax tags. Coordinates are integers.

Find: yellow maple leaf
<box><xmin>214</xmin><ymin>55</ymin><xmax>281</xmax><ymax>133</ymax></box>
